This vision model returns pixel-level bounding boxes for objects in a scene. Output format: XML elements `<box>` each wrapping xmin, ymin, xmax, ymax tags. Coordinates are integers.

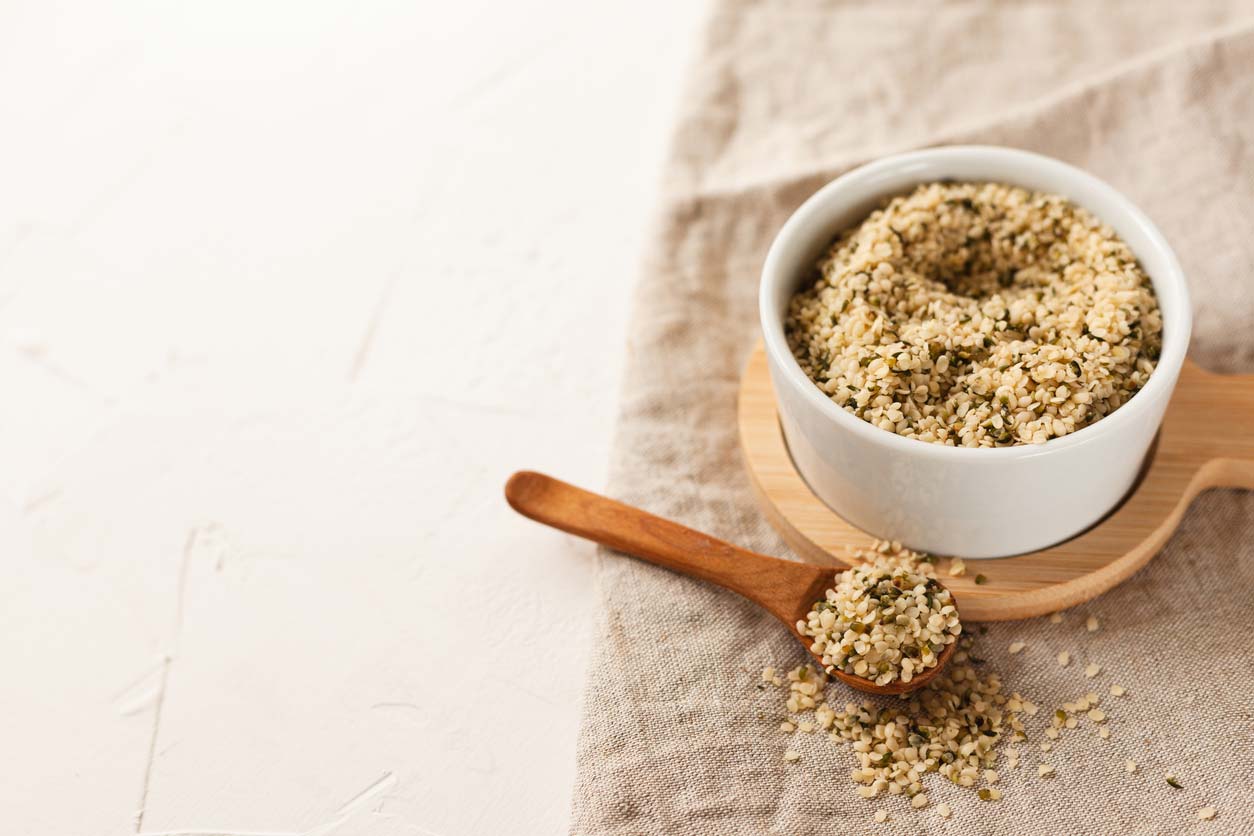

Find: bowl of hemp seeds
<box><xmin>758</xmin><ymin>146</ymin><xmax>1191</xmax><ymax>557</ymax></box>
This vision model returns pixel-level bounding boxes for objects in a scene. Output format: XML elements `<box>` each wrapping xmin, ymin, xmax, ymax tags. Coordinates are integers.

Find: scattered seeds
<box><xmin>768</xmin><ymin>544</ymin><xmax>1054</xmax><ymax>817</ymax></box>
<box><xmin>974</xmin><ymin>573</ymin><xmax>988</xmax><ymax>585</ymax></box>
<box><xmin>1125</xmin><ymin>759</ymin><xmax>1137</xmax><ymax>774</ymax></box>
<box><xmin>949</xmin><ymin>558</ymin><xmax>967</xmax><ymax>577</ymax></box>
<box><xmin>1038</xmin><ymin>764</ymin><xmax>1055</xmax><ymax>778</ymax></box>
<box><xmin>1167</xmin><ymin>775</ymin><xmax>1183</xmax><ymax>790</ymax></box>
<box><xmin>1057</xmin><ymin>651</ymin><xmax>1070</xmax><ymax>667</ymax></box>
<box><xmin>780</xmin><ymin>721</ymin><xmax>796</xmax><ymax>733</ymax></box>
<box><xmin>1085</xmin><ymin>663</ymin><xmax>1101</xmax><ymax>679</ymax></box>
<box><xmin>1049</xmin><ymin>613</ymin><xmax>1063</xmax><ymax>624</ymax></box>
<box><xmin>1099</xmin><ymin>727</ymin><xmax>1111</xmax><ymax>740</ymax></box>
<box><xmin>762</xmin><ymin>666</ymin><xmax>777</xmax><ymax>683</ymax></box>
<box><xmin>1109</xmin><ymin>684</ymin><xmax>1125</xmax><ymax>697</ymax></box>
<box><xmin>937</xmin><ymin>803</ymin><xmax>952</xmax><ymax>819</ymax></box>
<box><xmin>1040</xmin><ymin>742</ymin><xmax>1052</xmax><ymax>752</ymax></box>
<box><xmin>874</xmin><ymin>809</ymin><xmax>888</xmax><ymax>823</ymax></box>
<box><xmin>1198</xmin><ymin>807</ymin><xmax>1216</xmax><ymax>821</ymax></box>
<box><xmin>1087</xmin><ymin>709</ymin><xmax>1106</xmax><ymax>723</ymax></box>
<box><xmin>1008</xmin><ymin>641</ymin><xmax>1025</xmax><ymax>654</ymax></box>
<box><xmin>1086</xmin><ymin>616</ymin><xmax>1100</xmax><ymax>632</ymax></box>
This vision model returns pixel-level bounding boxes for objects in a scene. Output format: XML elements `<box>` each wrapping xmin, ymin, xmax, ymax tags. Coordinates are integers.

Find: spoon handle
<box><xmin>504</xmin><ymin>470</ymin><xmax>821</xmax><ymax>624</ymax></box>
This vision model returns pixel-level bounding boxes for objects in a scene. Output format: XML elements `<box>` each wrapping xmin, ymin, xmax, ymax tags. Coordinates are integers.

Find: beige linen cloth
<box><xmin>572</xmin><ymin>3</ymin><xmax>1254</xmax><ymax>833</ymax></box>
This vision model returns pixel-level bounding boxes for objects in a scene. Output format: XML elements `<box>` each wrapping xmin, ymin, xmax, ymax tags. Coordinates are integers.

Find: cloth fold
<box><xmin>572</xmin><ymin>4</ymin><xmax>1254</xmax><ymax>833</ymax></box>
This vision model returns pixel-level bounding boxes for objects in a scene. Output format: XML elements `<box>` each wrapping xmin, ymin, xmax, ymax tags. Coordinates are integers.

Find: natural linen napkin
<box><xmin>571</xmin><ymin>4</ymin><xmax>1254</xmax><ymax>834</ymax></box>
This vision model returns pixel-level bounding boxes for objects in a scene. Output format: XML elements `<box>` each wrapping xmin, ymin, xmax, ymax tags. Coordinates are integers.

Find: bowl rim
<box><xmin>759</xmin><ymin>145</ymin><xmax>1192</xmax><ymax>462</ymax></box>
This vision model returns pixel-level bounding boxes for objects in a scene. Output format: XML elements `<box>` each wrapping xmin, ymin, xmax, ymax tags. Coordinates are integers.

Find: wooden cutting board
<box><xmin>737</xmin><ymin>342</ymin><xmax>1254</xmax><ymax>621</ymax></box>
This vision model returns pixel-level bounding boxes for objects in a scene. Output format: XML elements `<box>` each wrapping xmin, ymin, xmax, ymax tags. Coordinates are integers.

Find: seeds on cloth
<box><xmin>780</xmin><ymin>545</ymin><xmax>1033</xmax><ymax>811</ymax></box>
<box><xmin>766</xmin><ymin>543</ymin><xmax>1153</xmax><ymax>819</ymax></box>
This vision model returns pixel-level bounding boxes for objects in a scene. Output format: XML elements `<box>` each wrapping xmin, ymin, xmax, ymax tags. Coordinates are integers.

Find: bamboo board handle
<box><xmin>1169</xmin><ymin>363</ymin><xmax>1254</xmax><ymax>490</ymax></box>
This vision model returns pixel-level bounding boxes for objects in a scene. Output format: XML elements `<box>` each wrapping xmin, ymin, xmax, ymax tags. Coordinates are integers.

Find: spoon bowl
<box><xmin>505</xmin><ymin>470</ymin><xmax>958</xmax><ymax>695</ymax></box>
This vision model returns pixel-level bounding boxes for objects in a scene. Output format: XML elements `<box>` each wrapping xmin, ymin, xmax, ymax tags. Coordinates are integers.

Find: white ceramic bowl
<box><xmin>760</xmin><ymin>146</ymin><xmax>1191</xmax><ymax>558</ymax></box>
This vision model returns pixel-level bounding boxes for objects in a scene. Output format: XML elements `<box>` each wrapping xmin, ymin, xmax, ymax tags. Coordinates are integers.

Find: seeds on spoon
<box><xmin>797</xmin><ymin>555</ymin><xmax>961</xmax><ymax>686</ymax></box>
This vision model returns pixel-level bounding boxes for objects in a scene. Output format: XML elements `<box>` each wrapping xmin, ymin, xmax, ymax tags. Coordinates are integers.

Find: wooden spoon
<box><xmin>505</xmin><ymin>470</ymin><xmax>957</xmax><ymax>695</ymax></box>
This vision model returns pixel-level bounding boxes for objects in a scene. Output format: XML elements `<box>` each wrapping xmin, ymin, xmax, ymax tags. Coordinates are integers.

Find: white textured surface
<box><xmin>0</xmin><ymin>2</ymin><xmax>704</xmax><ymax>834</ymax></box>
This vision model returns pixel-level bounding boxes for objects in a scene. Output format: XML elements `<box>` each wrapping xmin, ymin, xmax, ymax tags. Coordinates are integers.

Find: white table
<box><xmin>0</xmin><ymin>2</ymin><xmax>705</xmax><ymax>833</ymax></box>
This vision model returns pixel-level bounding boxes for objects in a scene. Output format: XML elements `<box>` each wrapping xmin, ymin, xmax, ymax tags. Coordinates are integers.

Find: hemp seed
<box><xmin>786</xmin><ymin>182</ymin><xmax>1162</xmax><ymax>449</ymax></box>
<box><xmin>798</xmin><ymin>554</ymin><xmax>960</xmax><ymax>686</ymax></box>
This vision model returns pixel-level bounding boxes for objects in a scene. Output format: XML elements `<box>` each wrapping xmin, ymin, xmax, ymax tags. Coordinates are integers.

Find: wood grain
<box><xmin>738</xmin><ymin>342</ymin><xmax>1254</xmax><ymax>621</ymax></box>
<box><xmin>505</xmin><ymin>470</ymin><xmax>957</xmax><ymax>694</ymax></box>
